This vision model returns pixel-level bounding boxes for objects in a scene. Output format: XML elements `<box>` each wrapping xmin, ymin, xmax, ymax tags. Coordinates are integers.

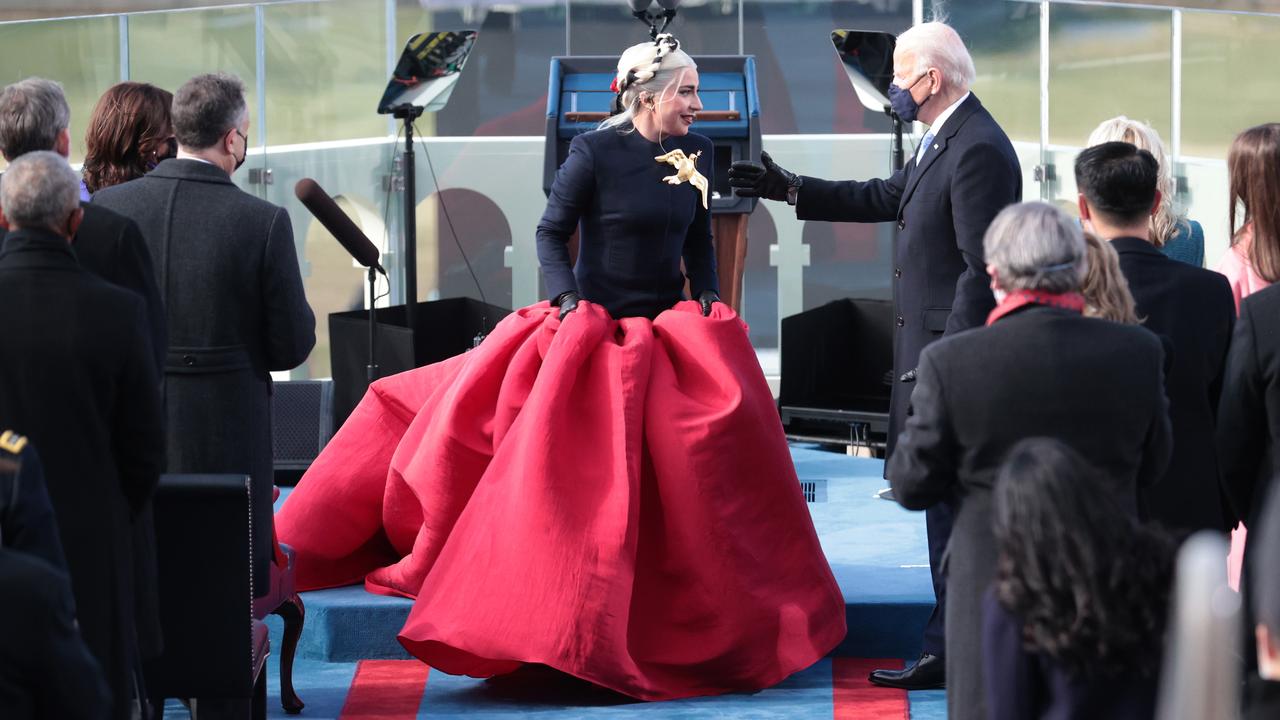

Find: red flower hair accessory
<box><xmin>610</xmin><ymin>77</ymin><xmax>620</xmax><ymax>93</ymax></box>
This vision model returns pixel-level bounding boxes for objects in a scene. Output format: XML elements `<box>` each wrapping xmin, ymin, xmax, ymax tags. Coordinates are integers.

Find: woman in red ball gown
<box><xmin>275</xmin><ymin>35</ymin><xmax>846</xmax><ymax>701</ymax></box>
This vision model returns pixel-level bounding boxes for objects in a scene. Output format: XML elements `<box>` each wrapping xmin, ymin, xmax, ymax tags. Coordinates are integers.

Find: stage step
<box><xmin>282</xmin><ymin>446</ymin><xmax>934</xmax><ymax>663</ymax></box>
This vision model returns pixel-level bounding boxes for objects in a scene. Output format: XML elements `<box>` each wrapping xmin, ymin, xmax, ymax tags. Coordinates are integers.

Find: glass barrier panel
<box><xmin>261</xmin><ymin>0</ymin><xmax>389</xmax><ymax>146</ymax></box>
<box><xmin>397</xmin><ymin>1</ymin><xmax>567</xmax><ymax>137</ymax></box>
<box><xmin>127</xmin><ymin>7</ymin><xmax>257</xmax><ymax>126</ymax></box>
<box><xmin>256</xmin><ymin>140</ymin><xmax>400</xmax><ymax>379</ymax></box>
<box><xmin>758</xmin><ymin>134</ymin><xmax>897</xmax><ymax>344</ymax></box>
<box><xmin>1180</xmin><ymin>157</ymin><xmax>1231</xmax><ymax>269</ymax></box>
<box><xmin>568</xmin><ymin>0</ymin><xmax>739</xmax><ymax>57</ymax></box>
<box><xmin>0</xmin><ymin>15</ymin><xmax>120</xmax><ymax>164</ymax></box>
<box><xmin>742</xmin><ymin>0</ymin><xmax>909</xmax><ymax>134</ymax></box>
<box><xmin>937</xmin><ymin>0</ymin><xmax>1041</xmax><ymax>145</ymax></box>
<box><xmin>1180</xmin><ymin>10</ymin><xmax>1280</xmax><ymax>160</ymax></box>
<box><xmin>1047</xmin><ymin>3</ymin><xmax>1172</xmax><ymax>148</ymax></box>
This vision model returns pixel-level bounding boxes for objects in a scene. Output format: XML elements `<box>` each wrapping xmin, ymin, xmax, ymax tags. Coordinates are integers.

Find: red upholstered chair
<box><xmin>254</xmin><ymin>486</ymin><xmax>305</xmax><ymax>714</ymax></box>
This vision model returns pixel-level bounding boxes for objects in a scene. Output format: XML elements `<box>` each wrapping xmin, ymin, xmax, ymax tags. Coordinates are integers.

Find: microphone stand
<box><xmin>632</xmin><ymin>8</ymin><xmax>676</xmax><ymax>40</ymax></box>
<box><xmin>392</xmin><ymin>103</ymin><xmax>426</xmax><ymax>333</ymax></box>
<box><xmin>888</xmin><ymin>107</ymin><xmax>905</xmax><ymax>172</ymax></box>
<box><xmin>366</xmin><ymin>266</ymin><xmax>380</xmax><ymax>383</ymax></box>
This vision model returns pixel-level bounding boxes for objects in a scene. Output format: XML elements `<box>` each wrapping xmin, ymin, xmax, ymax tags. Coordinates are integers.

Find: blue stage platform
<box><xmin>257</xmin><ymin>444</ymin><xmax>945</xmax><ymax>719</ymax></box>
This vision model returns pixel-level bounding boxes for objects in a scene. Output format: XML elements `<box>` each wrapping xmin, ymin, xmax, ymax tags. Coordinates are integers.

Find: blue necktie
<box><xmin>916</xmin><ymin>131</ymin><xmax>935</xmax><ymax>165</ymax></box>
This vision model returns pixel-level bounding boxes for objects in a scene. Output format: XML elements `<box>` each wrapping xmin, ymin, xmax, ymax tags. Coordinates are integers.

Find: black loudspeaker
<box><xmin>271</xmin><ymin>379</ymin><xmax>333</xmax><ymax>473</ymax></box>
<box><xmin>329</xmin><ymin>298</ymin><xmax>511</xmax><ymax>426</ymax></box>
<box><xmin>778</xmin><ymin>298</ymin><xmax>894</xmax><ymax>448</ymax></box>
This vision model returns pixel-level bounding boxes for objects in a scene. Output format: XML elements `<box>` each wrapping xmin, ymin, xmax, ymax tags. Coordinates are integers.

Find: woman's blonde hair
<box><xmin>1087</xmin><ymin>116</ymin><xmax>1187</xmax><ymax>248</ymax></box>
<box><xmin>600</xmin><ymin>34</ymin><xmax>696</xmax><ymax>134</ymax></box>
<box><xmin>1081</xmin><ymin>231</ymin><xmax>1140</xmax><ymax>324</ymax></box>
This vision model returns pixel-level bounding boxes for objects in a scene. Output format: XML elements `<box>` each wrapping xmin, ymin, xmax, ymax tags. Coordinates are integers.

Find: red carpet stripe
<box><xmin>339</xmin><ymin>660</ymin><xmax>430</xmax><ymax>719</ymax></box>
<box><xmin>832</xmin><ymin>658</ymin><xmax>909</xmax><ymax>719</ymax></box>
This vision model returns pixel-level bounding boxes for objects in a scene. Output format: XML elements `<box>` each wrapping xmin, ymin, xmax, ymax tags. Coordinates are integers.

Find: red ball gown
<box><xmin>276</xmin><ymin>128</ymin><xmax>845</xmax><ymax>700</ymax></box>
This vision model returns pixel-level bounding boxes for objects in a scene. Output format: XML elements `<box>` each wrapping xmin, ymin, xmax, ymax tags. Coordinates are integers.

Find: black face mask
<box><xmin>232</xmin><ymin>128</ymin><xmax>248</xmax><ymax>172</ymax></box>
<box><xmin>147</xmin><ymin>137</ymin><xmax>178</xmax><ymax>171</ymax></box>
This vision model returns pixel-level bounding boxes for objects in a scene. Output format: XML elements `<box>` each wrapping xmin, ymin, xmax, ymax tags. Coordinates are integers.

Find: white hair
<box><xmin>1087</xmin><ymin>116</ymin><xmax>1188</xmax><ymax>248</ymax></box>
<box><xmin>600</xmin><ymin>35</ymin><xmax>697</xmax><ymax>134</ymax></box>
<box><xmin>896</xmin><ymin>22</ymin><xmax>976</xmax><ymax>91</ymax></box>
<box><xmin>0</xmin><ymin>150</ymin><xmax>79</xmax><ymax>232</ymax></box>
<box><xmin>984</xmin><ymin>201</ymin><xmax>1088</xmax><ymax>293</ymax></box>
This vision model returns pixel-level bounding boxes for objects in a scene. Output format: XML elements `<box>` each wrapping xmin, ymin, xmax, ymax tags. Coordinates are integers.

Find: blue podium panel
<box><xmin>544</xmin><ymin>56</ymin><xmax>760</xmax><ymax>215</ymax></box>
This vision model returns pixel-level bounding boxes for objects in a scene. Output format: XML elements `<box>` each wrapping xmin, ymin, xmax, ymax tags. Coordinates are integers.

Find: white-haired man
<box><xmin>0</xmin><ymin>151</ymin><xmax>163</xmax><ymax>720</ymax></box>
<box><xmin>729</xmin><ymin>21</ymin><xmax>1022</xmax><ymax>689</ymax></box>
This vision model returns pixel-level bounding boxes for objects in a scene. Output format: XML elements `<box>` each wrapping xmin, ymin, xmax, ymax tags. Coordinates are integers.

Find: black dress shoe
<box><xmin>868</xmin><ymin>652</ymin><xmax>945</xmax><ymax>690</ymax></box>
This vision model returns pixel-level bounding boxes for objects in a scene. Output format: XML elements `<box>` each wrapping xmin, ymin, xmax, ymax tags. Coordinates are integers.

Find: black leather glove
<box><xmin>698</xmin><ymin>289</ymin><xmax>720</xmax><ymax>317</ymax></box>
<box><xmin>556</xmin><ymin>291</ymin><xmax>580</xmax><ymax>320</ymax></box>
<box><xmin>728</xmin><ymin>151</ymin><xmax>799</xmax><ymax>202</ymax></box>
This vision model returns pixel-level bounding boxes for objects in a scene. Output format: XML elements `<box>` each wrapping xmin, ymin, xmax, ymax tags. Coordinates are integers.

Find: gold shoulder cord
<box><xmin>0</xmin><ymin>430</ymin><xmax>28</xmax><ymax>455</ymax></box>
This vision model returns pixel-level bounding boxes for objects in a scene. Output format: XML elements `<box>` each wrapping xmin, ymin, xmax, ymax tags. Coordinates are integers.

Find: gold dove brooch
<box><xmin>655</xmin><ymin>148</ymin><xmax>709</xmax><ymax>210</ymax></box>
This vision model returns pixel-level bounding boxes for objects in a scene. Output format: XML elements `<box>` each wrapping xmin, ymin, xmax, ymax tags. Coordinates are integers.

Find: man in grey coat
<box><xmin>888</xmin><ymin>202</ymin><xmax>1171</xmax><ymax>720</ymax></box>
<box><xmin>94</xmin><ymin>72</ymin><xmax>315</xmax><ymax>591</ymax></box>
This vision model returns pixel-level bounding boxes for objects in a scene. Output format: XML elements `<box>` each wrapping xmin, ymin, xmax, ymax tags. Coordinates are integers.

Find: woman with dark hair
<box><xmin>1216</xmin><ymin>123</ymin><xmax>1280</xmax><ymax>588</ymax></box>
<box><xmin>82</xmin><ymin>81</ymin><xmax>175</xmax><ymax>195</ymax></box>
<box><xmin>1217</xmin><ymin>123</ymin><xmax>1280</xmax><ymax>310</ymax></box>
<box><xmin>985</xmin><ymin>437</ymin><xmax>1176</xmax><ymax>719</ymax></box>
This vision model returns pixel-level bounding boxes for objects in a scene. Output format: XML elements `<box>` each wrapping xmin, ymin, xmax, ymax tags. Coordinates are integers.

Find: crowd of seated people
<box><xmin>0</xmin><ymin>65</ymin><xmax>1277</xmax><ymax>720</ymax></box>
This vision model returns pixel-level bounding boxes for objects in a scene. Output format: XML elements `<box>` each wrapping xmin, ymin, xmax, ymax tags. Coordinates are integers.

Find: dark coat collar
<box><xmin>0</xmin><ymin>227</ymin><xmax>79</xmax><ymax>270</ymax></box>
<box><xmin>900</xmin><ymin>93</ymin><xmax>985</xmax><ymax>210</ymax></box>
<box><xmin>146</xmin><ymin>157</ymin><xmax>235</xmax><ymax>186</ymax></box>
<box><xmin>931</xmin><ymin>92</ymin><xmax>983</xmax><ymax>144</ymax></box>
<box><xmin>991</xmin><ymin>302</ymin><xmax>1079</xmax><ymax>324</ymax></box>
<box><xmin>1109</xmin><ymin>235</ymin><xmax>1164</xmax><ymax>258</ymax></box>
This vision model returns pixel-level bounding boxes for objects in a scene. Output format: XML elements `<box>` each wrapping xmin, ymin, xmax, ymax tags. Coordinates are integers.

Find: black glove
<box><xmin>556</xmin><ymin>291</ymin><xmax>580</xmax><ymax>320</ymax></box>
<box><xmin>698</xmin><ymin>289</ymin><xmax>720</xmax><ymax>317</ymax></box>
<box><xmin>728</xmin><ymin>151</ymin><xmax>799</xmax><ymax>202</ymax></box>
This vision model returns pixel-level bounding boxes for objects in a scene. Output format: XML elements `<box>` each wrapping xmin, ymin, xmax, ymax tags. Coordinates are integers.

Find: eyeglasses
<box><xmin>233</xmin><ymin>128</ymin><xmax>248</xmax><ymax>145</ymax></box>
<box><xmin>903</xmin><ymin>71</ymin><xmax>933</xmax><ymax>90</ymax></box>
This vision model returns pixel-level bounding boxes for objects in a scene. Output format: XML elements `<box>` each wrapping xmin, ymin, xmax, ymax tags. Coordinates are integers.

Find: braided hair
<box><xmin>601</xmin><ymin>34</ymin><xmax>695</xmax><ymax>133</ymax></box>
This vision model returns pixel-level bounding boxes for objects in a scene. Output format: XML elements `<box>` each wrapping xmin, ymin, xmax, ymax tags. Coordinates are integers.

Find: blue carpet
<box><xmin>258</xmin><ymin>443</ymin><xmax>944</xmax><ymax>718</ymax></box>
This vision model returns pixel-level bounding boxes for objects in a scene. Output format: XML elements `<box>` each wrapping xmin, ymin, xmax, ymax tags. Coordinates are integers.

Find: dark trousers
<box><xmin>888</xmin><ymin>377</ymin><xmax>950</xmax><ymax>657</ymax></box>
<box><xmin>922</xmin><ymin>499</ymin><xmax>954</xmax><ymax>657</ymax></box>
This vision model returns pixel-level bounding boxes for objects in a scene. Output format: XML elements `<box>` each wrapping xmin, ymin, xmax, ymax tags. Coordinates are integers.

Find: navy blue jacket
<box><xmin>0</xmin><ymin>438</ymin><xmax>67</xmax><ymax>572</ymax></box>
<box><xmin>795</xmin><ymin>94</ymin><xmax>1021</xmax><ymax>456</ymax></box>
<box><xmin>0</xmin><ymin>547</ymin><xmax>110</xmax><ymax>720</ymax></box>
<box><xmin>982</xmin><ymin>590</ymin><xmax>1158</xmax><ymax>720</ymax></box>
<box><xmin>1219</xmin><ymin>282</ymin><xmax>1280</xmax><ymax>528</ymax></box>
<box><xmin>1111</xmin><ymin>236</ymin><xmax>1235</xmax><ymax>533</ymax></box>
<box><xmin>537</xmin><ymin>128</ymin><xmax>718</xmax><ymax>319</ymax></box>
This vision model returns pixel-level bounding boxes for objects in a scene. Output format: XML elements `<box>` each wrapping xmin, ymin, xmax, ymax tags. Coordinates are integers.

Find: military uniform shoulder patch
<box><xmin>0</xmin><ymin>430</ymin><xmax>28</xmax><ymax>455</ymax></box>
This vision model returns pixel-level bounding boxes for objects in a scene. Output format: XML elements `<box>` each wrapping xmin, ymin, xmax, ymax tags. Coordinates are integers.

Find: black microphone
<box><xmin>295</xmin><ymin>178</ymin><xmax>385</xmax><ymax>274</ymax></box>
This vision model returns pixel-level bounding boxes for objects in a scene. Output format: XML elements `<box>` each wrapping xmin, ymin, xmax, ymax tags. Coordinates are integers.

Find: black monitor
<box><xmin>830</xmin><ymin>29</ymin><xmax>896</xmax><ymax>115</ymax></box>
<box><xmin>377</xmin><ymin>30</ymin><xmax>478</xmax><ymax>115</ymax></box>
